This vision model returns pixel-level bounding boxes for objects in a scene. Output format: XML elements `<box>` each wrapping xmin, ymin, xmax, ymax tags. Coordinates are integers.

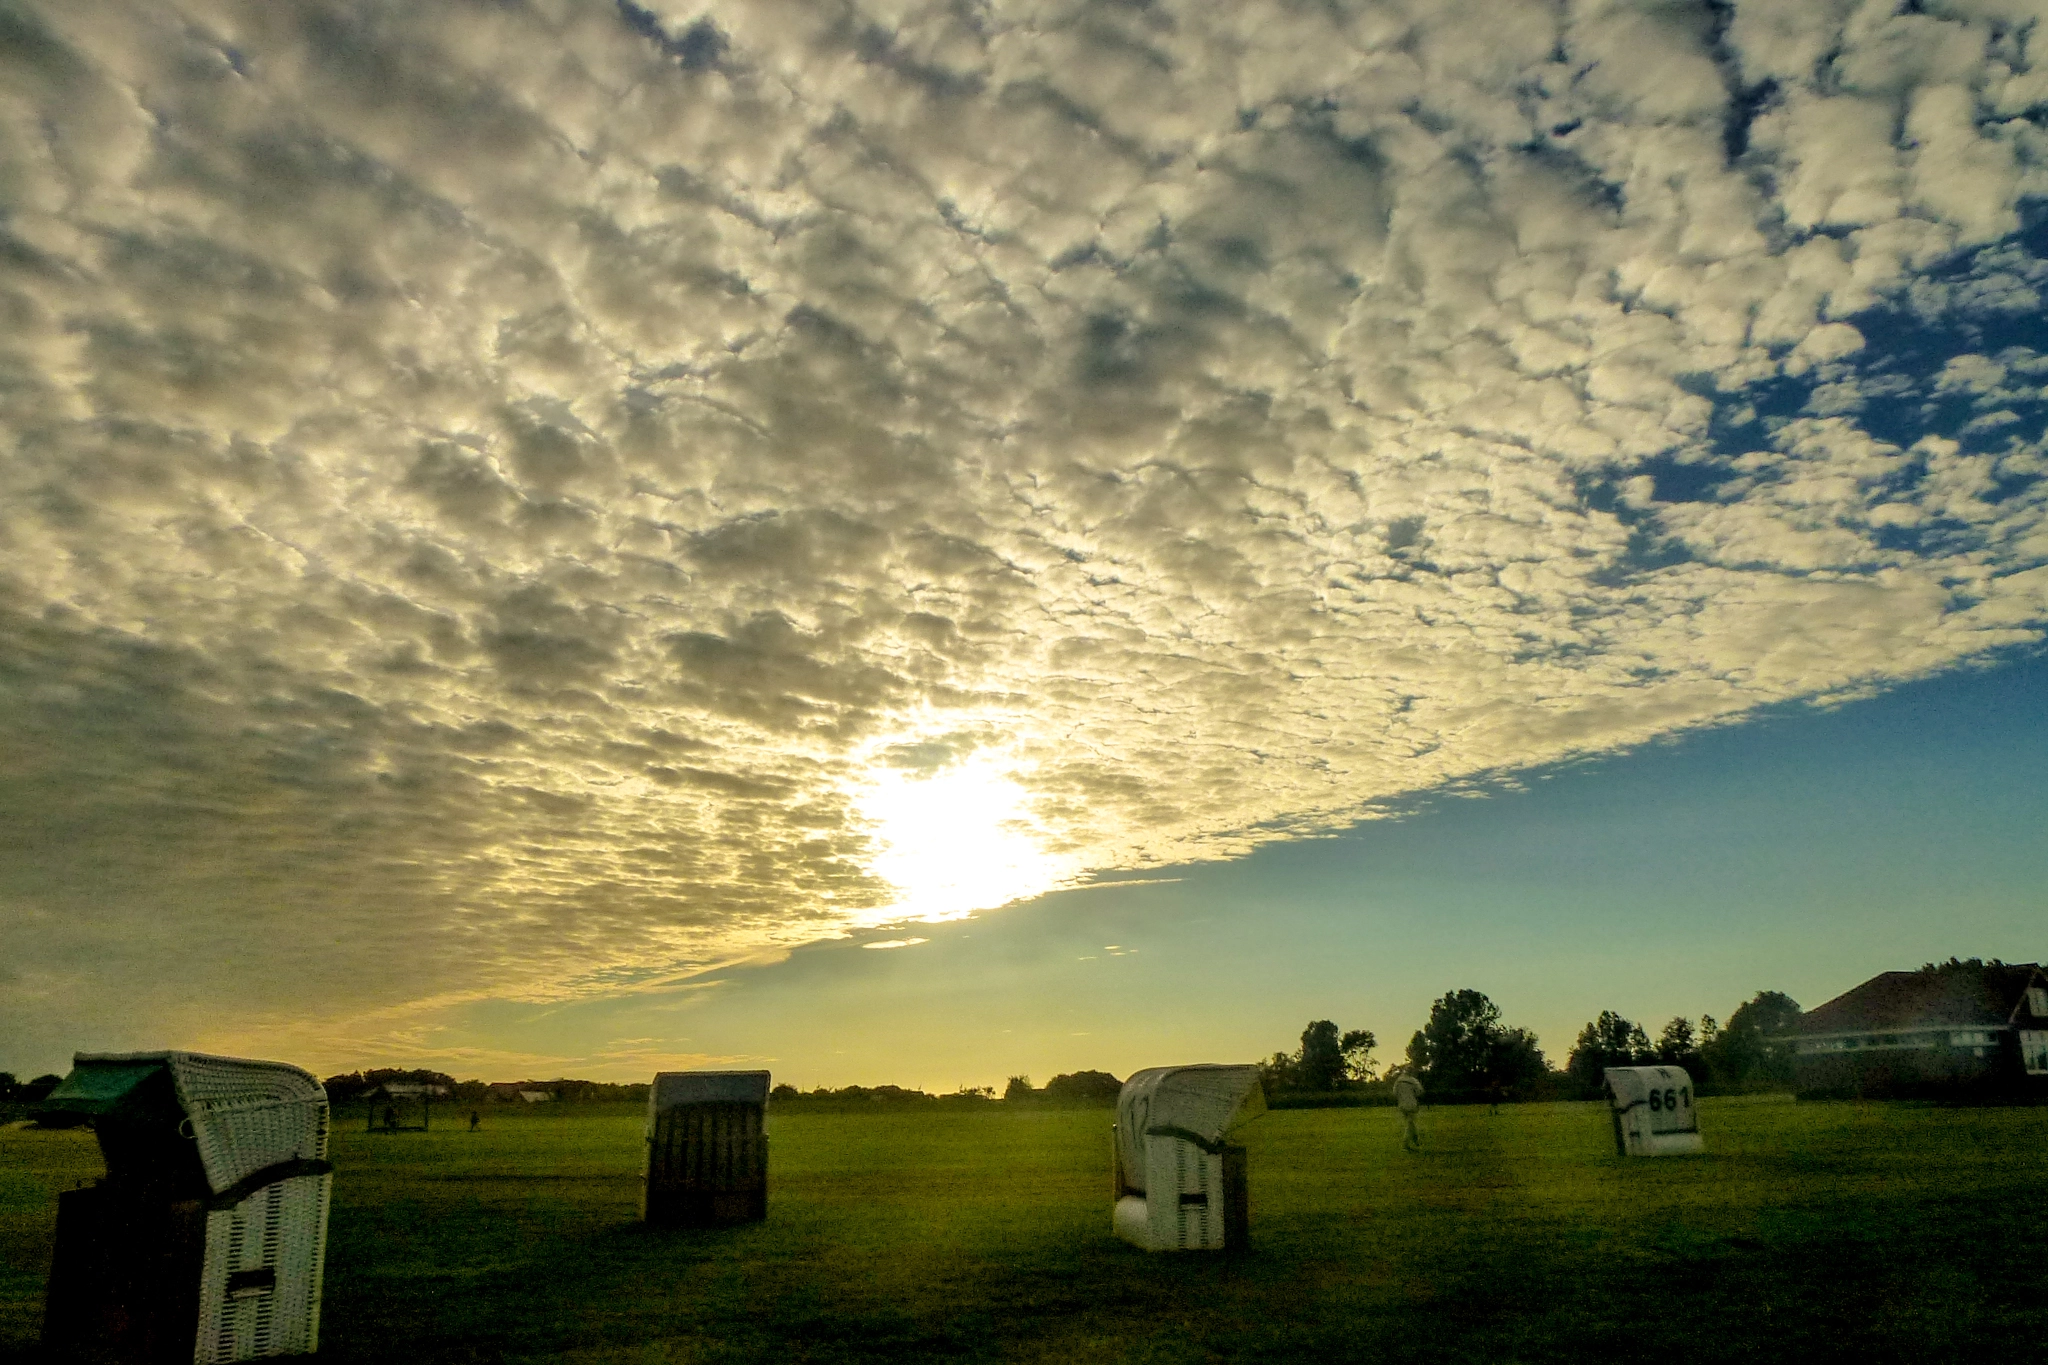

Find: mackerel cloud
<box><xmin>5</xmin><ymin>0</ymin><xmax>2048</xmax><ymax>1058</ymax></box>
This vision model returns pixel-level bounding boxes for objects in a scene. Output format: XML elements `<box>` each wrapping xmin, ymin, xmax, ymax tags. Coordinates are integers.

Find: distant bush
<box><xmin>322</xmin><ymin>1069</ymin><xmax>458</xmax><ymax>1104</ymax></box>
<box><xmin>771</xmin><ymin>1083</ymin><xmax>1001</xmax><ymax>1110</ymax></box>
<box><xmin>1564</xmin><ymin>991</ymin><xmax>1801</xmax><ymax>1098</ymax></box>
<box><xmin>520</xmin><ymin>1079</ymin><xmax>652</xmax><ymax>1104</ymax></box>
<box><xmin>0</xmin><ymin>1073</ymin><xmax>74</xmax><ymax>1126</ymax></box>
<box><xmin>996</xmin><ymin>1071</ymin><xmax>1123</xmax><ymax>1105</ymax></box>
<box><xmin>321</xmin><ymin>1072</ymin><xmax>651</xmax><ymax>1106</ymax></box>
<box><xmin>1040</xmin><ymin>1071</ymin><xmax>1122</xmax><ymax>1104</ymax></box>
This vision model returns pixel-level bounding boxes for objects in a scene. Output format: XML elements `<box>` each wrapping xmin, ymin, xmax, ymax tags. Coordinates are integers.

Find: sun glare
<box><xmin>853</xmin><ymin>755</ymin><xmax>1074</xmax><ymax>924</ymax></box>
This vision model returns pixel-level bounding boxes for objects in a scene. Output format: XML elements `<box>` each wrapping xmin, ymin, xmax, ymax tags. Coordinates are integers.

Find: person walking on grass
<box><xmin>468</xmin><ymin>1110</ymin><xmax>480</xmax><ymax>1133</ymax></box>
<box><xmin>1394</xmin><ymin>1071</ymin><xmax>1424</xmax><ymax>1152</ymax></box>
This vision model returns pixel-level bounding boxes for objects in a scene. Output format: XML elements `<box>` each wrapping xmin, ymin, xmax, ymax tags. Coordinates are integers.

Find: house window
<box><xmin>2021</xmin><ymin>1031</ymin><xmax>2048</xmax><ymax>1076</ymax></box>
<box><xmin>2028</xmin><ymin>987</ymin><xmax>2048</xmax><ymax>1018</ymax></box>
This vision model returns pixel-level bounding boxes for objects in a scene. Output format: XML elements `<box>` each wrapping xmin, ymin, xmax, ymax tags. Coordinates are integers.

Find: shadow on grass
<box><xmin>6</xmin><ymin>1102</ymin><xmax>2047</xmax><ymax>1362</ymax></box>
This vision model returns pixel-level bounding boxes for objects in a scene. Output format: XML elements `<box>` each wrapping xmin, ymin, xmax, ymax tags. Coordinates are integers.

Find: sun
<box><xmin>853</xmin><ymin>754</ymin><xmax>1074</xmax><ymax>924</ymax></box>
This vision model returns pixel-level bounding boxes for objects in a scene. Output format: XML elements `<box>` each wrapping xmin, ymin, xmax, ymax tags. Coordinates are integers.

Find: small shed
<box><xmin>1603</xmin><ymin>1065</ymin><xmax>1704</xmax><ymax>1156</ymax></box>
<box><xmin>643</xmin><ymin>1070</ymin><xmax>770</xmax><ymax>1227</ymax></box>
<box><xmin>364</xmin><ymin>1081</ymin><xmax>437</xmax><ymax>1133</ymax></box>
<box><xmin>38</xmin><ymin>1051</ymin><xmax>332</xmax><ymax>1363</ymax></box>
<box><xmin>1112</xmin><ymin>1065</ymin><xmax>1265</xmax><ymax>1252</ymax></box>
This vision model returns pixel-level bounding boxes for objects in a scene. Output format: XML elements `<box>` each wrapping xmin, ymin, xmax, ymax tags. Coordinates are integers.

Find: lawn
<box><xmin>4</xmin><ymin>1096</ymin><xmax>2045</xmax><ymax>1362</ymax></box>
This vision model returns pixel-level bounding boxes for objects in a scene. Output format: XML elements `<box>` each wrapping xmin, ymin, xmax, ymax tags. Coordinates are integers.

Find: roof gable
<box><xmin>1798</xmin><ymin>963</ymin><xmax>2046</xmax><ymax>1034</ymax></box>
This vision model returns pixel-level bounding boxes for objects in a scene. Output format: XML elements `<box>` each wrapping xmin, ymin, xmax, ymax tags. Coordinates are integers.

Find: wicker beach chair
<box><xmin>40</xmin><ymin>1051</ymin><xmax>332</xmax><ymax>1363</ymax></box>
<box><xmin>1112</xmin><ymin>1065</ymin><xmax>1265</xmax><ymax>1251</ymax></box>
<box><xmin>1603</xmin><ymin>1064</ymin><xmax>1705</xmax><ymax>1157</ymax></box>
<box><xmin>643</xmin><ymin>1070</ymin><xmax>771</xmax><ymax>1227</ymax></box>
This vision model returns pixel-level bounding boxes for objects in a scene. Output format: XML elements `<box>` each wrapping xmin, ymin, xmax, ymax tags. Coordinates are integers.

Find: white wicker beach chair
<box><xmin>1112</xmin><ymin>1065</ymin><xmax>1265</xmax><ymax>1251</ymax></box>
<box><xmin>1603</xmin><ymin>1065</ymin><xmax>1705</xmax><ymax>1157</ymax></box>
<box><xmin>40</xmin><ymin>1050</ymin><xmax>332</xmax><ymax>1363</ymax></box>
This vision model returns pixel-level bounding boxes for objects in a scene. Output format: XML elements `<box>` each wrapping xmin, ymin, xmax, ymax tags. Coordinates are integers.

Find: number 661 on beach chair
<box><xmin>1603</xmin><ymin>1065</ymin><xmax>1704</xmax><ymax>1156</ymax></box>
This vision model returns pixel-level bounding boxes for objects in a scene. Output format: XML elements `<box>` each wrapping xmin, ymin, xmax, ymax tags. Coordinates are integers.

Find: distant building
<box><xmin>484</xmin><ymin>1082</ymin><xmax>555</xmax><ymax>1103</ymax></box>
<box><xmin>1792</xmin><ymin>961</ymin><xmax>2048</xmax><ymax>1100</ymax></box>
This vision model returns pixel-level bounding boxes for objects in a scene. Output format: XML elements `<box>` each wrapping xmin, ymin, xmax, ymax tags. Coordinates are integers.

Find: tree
<box><xmin>1042</xmin><ymin>1070</ymin><xmax>1122</xmax><ymax>1102</ymax></box>
<box><xmin>1656</xmin><ymin>1017</ymin><xmax>1699</xmax><ymax>1069</ymax></box>
<box><xmin>1406</xmin><ymin>989</ymin><xmax>1502</xmax><ymax>1090</ymax></box>
<box><xmin>0</xmin><ymin>1072</ymin><xmax>16</xmax><ymax>1102</ymax></box>
<box><xmin>322</xmin><ymin>1072</ymin><xmax>368</xmax><ymax>1103</ymax></box>
<box><xmin>1701</xmin><ymin>990</ymin><xmax>1801</xmax><ymax>1087</ymax></box>
<box><xmin>22</xmin><ymin>1074</ymin><xmax>63</xmax><ymax>1103</ymax></box>
<box><xmin>1566</xmin><ymin>1010</ymin><xmax>1651</xmax><ymax>1094</ymax></box>
<box><xmin>1488</xmin><ymin>1027</ymin><xmax>1549</xmax><ymax>1092</ymax></box>
<box><xmin>1003</xmin><ymin>1075</ymin><xmax>1034</xmax><ymax>1101</ymax></box>
<box><xmin>1406</xmin><ymin>989</ymin><xmax>1545</xmax><ymax>1094</ymax></box>
<box><xmin>1296</xmin><ymin>1020</ymin><xmax>1346</xmax><ymax>1091</ymax></box>
<box><xmin>1626</xmin><ymin>1023</ymin><xmax>1653</xmax><ymax>1059</ymax></box>
<box><xmin>770</xmin><ymin>1083</ymin><xmax>799</xmax><ymax>1100</ymax></box>
<box><xmin>1263</xmin><ymin>1021</ymin><xmax>1383</xmax><ymax>1093</ymax></box>
<box><xmin>1340</xmin><ymin>1029</ymin><xmax>1379</xmax><ymax>1083</ymax></box>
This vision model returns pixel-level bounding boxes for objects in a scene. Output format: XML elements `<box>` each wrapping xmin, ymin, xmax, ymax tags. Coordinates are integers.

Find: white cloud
<box><xmin>1</xmin><ymin>0</ymin><xmax>2046</xmax><ymax>1068</ymax></box>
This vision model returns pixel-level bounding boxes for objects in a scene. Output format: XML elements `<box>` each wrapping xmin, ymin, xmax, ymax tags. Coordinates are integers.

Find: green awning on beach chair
<box><xmin>38</xmin><ymin>1060</ymin><xmax>170</xmax><ymax>1117</ymax></box>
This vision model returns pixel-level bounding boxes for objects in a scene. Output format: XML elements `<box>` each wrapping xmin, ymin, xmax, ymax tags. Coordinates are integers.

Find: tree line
<box><xmin>1561</xmin><ymin>991</ymin><xmax>1802</xmax><ymax>1094</ymax></box>
<box><xmin>766</xmin><ymin>1071</ymin><xmax>1126</xmax><ymax>1107</ymax></box>
<box><xmin>320</xmin><ymin>1070</ymin><xmax>653</xmax><ymax>1104</ymax></box>
<box><xmin>1260</xmin><ymin>986</ymin><xmax>1803</xmax><ymax>1102</ymax></box>
<box><xmin>0</xmin><ymin>1072</ymin><xmax>64</xmax><ymax>1108</ymax></box>
<box><xmin>6</xmin><ymin>987</ymin><xmax>1807</xmax><ymax>1117</ymax></box>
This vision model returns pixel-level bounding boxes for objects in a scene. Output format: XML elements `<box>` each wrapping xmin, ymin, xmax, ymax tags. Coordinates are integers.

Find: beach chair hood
<box><xmin>649</xmin><ymin>1070</ymin><xmax>771</xmax><ymax>1109</ymax></box>
<box><xmin>1115</xmin><ymin>1065</ymin><xmax>1265</xmax><ymax>1194</ymax></box>
<box><xmin>44</xmin><ymin>1051</ymin><xmax>328</xmax><ymax>1199</ymax></box>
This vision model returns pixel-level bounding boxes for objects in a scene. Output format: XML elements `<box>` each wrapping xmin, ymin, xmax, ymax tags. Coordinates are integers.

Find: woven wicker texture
<box><xmin>1114</xmin><ymin>1065</ymin><xmax>1263</xmax><ymax>1194</ymax></box>
<box><xmin>72</xmin><ymin>1051</ymin><xmax>328</xmax><ymax>1196</ymax></box>
<box><xmin>643</xmin><ymin>1075</ymin><xmax>769</xmax><ymax>1226</ymax></box>
<box><xmin>71</xmin><ymin>1050</ymin><xmax>331</xmax><ymax>1361</ymax></box>
<box><xmin>195</xmin><ymin>1173</ymin><xmax>331</xmax><ymax>1363</ymax></box>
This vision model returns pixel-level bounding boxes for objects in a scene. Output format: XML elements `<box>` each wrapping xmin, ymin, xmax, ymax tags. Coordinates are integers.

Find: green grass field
<box><xmin>5</xmin><ymin>1096</ymin><xmax>2046</xmax><ymax>1362</ymax></box>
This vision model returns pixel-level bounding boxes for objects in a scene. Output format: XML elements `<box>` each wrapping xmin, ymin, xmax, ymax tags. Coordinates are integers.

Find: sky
<box><xmin>3</xmin><ymin>0</ymin><xmax>2046</xmax><ymax>1085</ymax></box>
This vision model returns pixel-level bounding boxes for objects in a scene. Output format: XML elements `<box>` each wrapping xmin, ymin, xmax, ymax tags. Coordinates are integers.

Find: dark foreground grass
<box><xmin>5</xmin><ymin>1096</ymin><xmax>2046</xmax><ymax>1362</ymax></box>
